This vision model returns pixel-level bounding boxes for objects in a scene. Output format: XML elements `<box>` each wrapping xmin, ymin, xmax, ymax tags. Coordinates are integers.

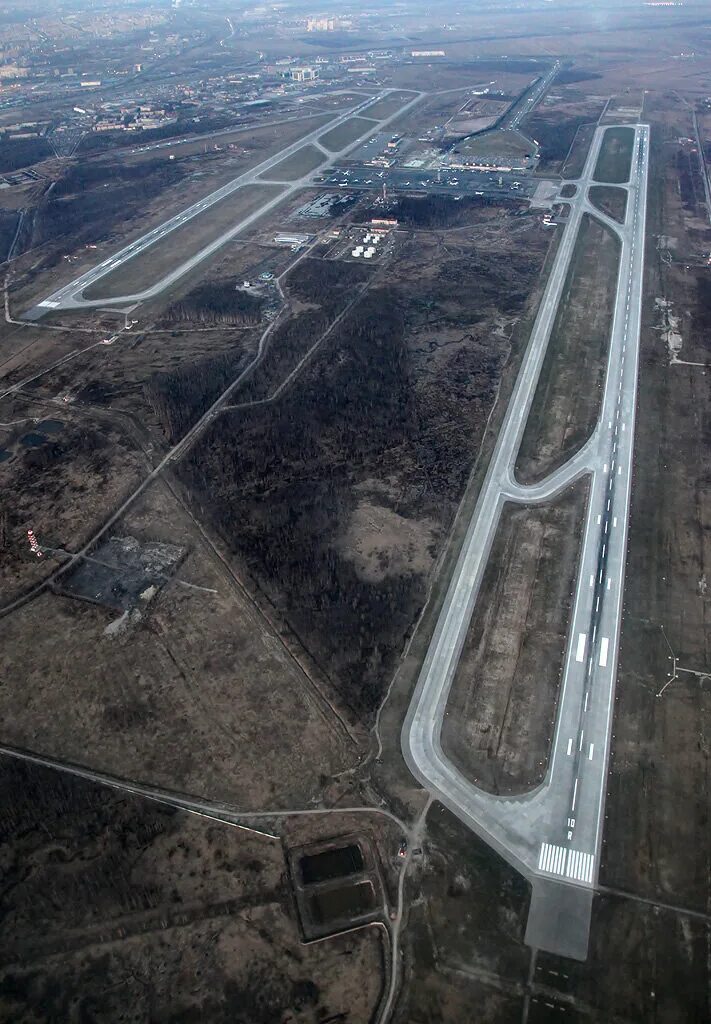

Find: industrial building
<box><xmin>288</xmin><ymin>66</ymin><xmax>319</xmax><ymax>82</ymax></box>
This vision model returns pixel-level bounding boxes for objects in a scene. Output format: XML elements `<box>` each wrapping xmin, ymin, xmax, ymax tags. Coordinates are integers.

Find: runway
<box><xmin>28</xmin><ymin>90</ymin><xmax>423</xmax><ymax>314</ymax></box>
<box><xmin>402</xmin><ymin>123</ymin><xmax>650</xmax><ymax>959</ymax></box>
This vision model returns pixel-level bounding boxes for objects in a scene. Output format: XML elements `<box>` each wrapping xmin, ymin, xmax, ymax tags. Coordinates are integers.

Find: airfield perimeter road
<box><xmin>29</xmin><ymin>89</ymin><xmax>423</xmax><ymax>314</ymax></box>
<box><xmin>403</xmin><ymin>123</ymin><xmax>650</xmax><ymax>960</ymax></box>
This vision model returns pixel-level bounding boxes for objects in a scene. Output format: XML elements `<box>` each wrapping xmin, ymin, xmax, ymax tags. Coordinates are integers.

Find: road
<box><xmin>504</xmin><ymin>59</ymin><xmax>561</xmax><ymax>131</ymax></box>
<box><xmin>402</xmin><ymin>122</ymin><xmax>650</xmax><ymax>960</ymax></box>
<box><xmin>28</xmin><ymin>90</ymin><xmax>423</xmax><ymax>314</ymax></box>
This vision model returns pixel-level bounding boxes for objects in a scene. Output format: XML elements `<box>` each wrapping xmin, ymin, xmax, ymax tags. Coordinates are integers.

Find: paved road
<box><xmin>505</xmin><ymin>59</ymin><xmax>561</xmax><ymax>131</ymax></box>
<box><xmin>28</xmin><ymin>90</ymin><xmax>423</xmax><ymax>314</ymax></box>
<box><xmin>402</xmin><ymin>123</ymin><xmax>649</xmax><ymax>960</ymax></box>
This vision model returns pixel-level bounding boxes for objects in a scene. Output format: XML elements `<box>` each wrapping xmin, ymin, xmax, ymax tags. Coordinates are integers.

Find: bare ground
<box><xmin>516</xmin><ymin>212</ymin><xmax>620</xmax><ymax>484</ymax></box>
<box><xmin>601</xmin><ymin>100</ymin><xmax>711</xmax><ymax>913</ymax></box>
<box><xmin>0</xmin><ymin>478</ymin><xmax>358</xmax><ymax>810</ymax></box>
<box><xmin>441</xmin><ymin>481</ymin><xmax>589</xmax><ymax>794</ymax></box>
<box><xmin>0</xmin><ymin>756</ymin><xmax>385</xmax><ymax>1024</ymax></box>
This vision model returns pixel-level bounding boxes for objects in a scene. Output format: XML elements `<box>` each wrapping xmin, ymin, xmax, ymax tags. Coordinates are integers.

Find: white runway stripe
<box><xmin>565</xmin><ymin>849</ymin><xmax>595</xmax><ymax>883</ymax></box>
<box><xmin>539</xmin><ymin>842</ymin><xmax>595</xmax><ymax>883</ymax></box>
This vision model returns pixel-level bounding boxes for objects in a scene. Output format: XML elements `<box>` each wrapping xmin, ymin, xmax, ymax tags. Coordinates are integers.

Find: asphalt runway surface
<box><xmin>402</xmin><ymin>122</ymin><xmax>650</xmax><ymax>960</ymax></box>
<box><xmin>28</xmin><ymin>90</ymin><xmax>423</xmax><ymax>314</ymax></box>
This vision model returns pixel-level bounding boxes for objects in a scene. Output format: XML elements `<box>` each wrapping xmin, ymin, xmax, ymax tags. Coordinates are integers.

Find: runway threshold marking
<box><xmin>537</xmin><ymin>843</ymin><xmax>595</xmax><ymax>884</ymax></box>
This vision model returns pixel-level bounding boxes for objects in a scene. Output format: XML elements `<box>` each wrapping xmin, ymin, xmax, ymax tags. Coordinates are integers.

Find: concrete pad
<box><xmin>524</xmin><ymin>877</ymin><xmax>593</xmax><ymax>961</ymax></box>
<box><xmin>530</xmin><ymin>179</ymin><xmax>559</xmax><ymax>208</ymax></box>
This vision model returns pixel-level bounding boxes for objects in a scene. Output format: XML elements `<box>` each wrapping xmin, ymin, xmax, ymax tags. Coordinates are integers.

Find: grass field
<box><xmin>359</xmin><ymin>91</ymin><xmax>417</xmax><ymax>120</ymax></box>
<box><xmin>82</xmin><ymin>183</ymin><xmax>284</xmax><ymax>300</ymax></box>
<box><xmin>454</xmin><ymin>127</ymin><xmax>535</xmax><ymax>164</ymax></box>
<box><xmin>589</xmin><ymin>184</ymin><xmax>628</xmax><ymax>223</ymax></box>
<box><xmin>516</xmin><ymin>213</ymin><xmax>620</xmax><ymax>483</ymax></box>
<box><xmin>114</xmin><ymin>113</ymin><xmax>333</xmax><ymax>166</ymax></box>
<box><xmin>441</xmin><ymin>481</ymin><xmax>588</xmax><ymax>794</ymax></box>
<box><xmin>561</xmin><ymin>122</ymin><xmax>596</xmax><ymax>180</ymax></box>
<box><xmin>318</xmin><ymin>117</ymin><xmax>378</xmax><ymax>153</ymax></box>
<box><xmin>260</xmin><ymin>144</ymin><xmax>326</xmax><ymax>182</ymax></box>
<box><xmin>594</xmin><ymin>126</ymin><xmax>635</xmax><ymax>183</ymax></box>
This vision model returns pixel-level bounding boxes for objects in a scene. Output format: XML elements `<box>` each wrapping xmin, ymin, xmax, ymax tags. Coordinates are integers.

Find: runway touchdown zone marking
<box><xmin>538</xmin><ymin>843</ymin><xmax>595</xmax><ymax>884</ymax></box>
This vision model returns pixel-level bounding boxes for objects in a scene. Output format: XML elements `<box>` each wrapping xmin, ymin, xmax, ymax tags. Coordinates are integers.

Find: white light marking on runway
<box><xmin>599</xmin><ymin>637</ymin><xmax>609</xmax><ymax>668</ymax></box>
<box><xmin>564</xmin><ymin>849</ymin><xmax>595</xmax><ymax>883</ymax></box>
<box><xmin>576</xmin><ymin>633</ymin><xmax>586</xmax><ymax>662</ymax></box>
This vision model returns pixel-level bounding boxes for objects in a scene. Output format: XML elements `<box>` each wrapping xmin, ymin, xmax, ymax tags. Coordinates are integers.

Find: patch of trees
<box><xmin>29</xmin><ymin>163</ymin><xmax>184</xmax><ymax>249</ymax></box>
<box><xmin>695</xmin><ymin>275</ymin><xmax>711</xmax><ymax>331</ymax></box>
<box><xmin>390</xmin><ymin>193</ymin><xmax>486</xmax><ymax>228</ymax></box>
<box><xmin>285</xmin><ymin>257</ymin><xmax>370</xmax><ymax>309</ymax></box>
<box><xmin>526</xmin><ymin>115</ymin><xmax>593</xmax><ymax>169</ymax></box>
<box><xmin>145</xmin><ymin>347</ymin><xmax>254</xmax><ymax>442</ymax></box>
<box><xmin>77</xmin><ymin>114</ymin><xmax>237</xmax><ymax>156</ymax></box>
<box><xmin>52</xmin><ymin>158</ymin><xmax>185</xmax><ymax>198</ymax></box>
<box><xmin>161</xmin><ymin>280</ymin><xmax>264</xmax><ymax>327</ymax></box>
<box><xmin>0</xmin><ymin>136</ymin><xmax>52</xmax><ymax>173</ymax></box>
<box><xmin>676</xmin><ymin>149</ymin><xmax>700</xmax><ymax>213</ymax></box>
<box><xmin>554</xmin><ymin>69</ymin><xmax>602</xmax><ymax>85</ymax></box>
<box><xmin>0</xmin><ymin>210</ymin><xmax>21</xmax><ymax>262</ymax></box>
<box><xmin>456</xmin><ymin>58</ymin><xmax>545</xmax><ymax>75</ymax></box>
<box><xmin>181</xmin><ymin>290</ymin><xmax>420</xmax><ymax>716</ymax></box>
<box><xmin>180</xmin><ymin>282</ymin><xmax>518</xmax><ymax>717</ymax></box>
<box><xmin>229</xmin><ymin>259</ymin><xmax>372</xmax><ymax>404</ymax></box>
